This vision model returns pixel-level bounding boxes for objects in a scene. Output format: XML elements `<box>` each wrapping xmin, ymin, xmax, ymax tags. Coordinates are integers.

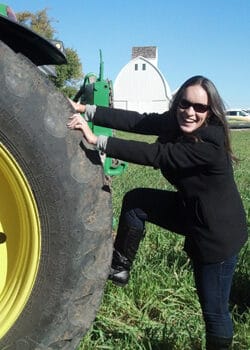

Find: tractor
<box><xmin>0</xmin><ymin>4</ymin><xmax>116</xmax><ymax>349</ymax></box>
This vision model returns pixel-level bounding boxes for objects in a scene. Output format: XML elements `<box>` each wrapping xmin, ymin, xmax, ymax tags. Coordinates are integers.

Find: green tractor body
<box><xmin>0</xmin><ymin>3</ymin><xmax>16</xmax><ymax>20</ymax></box>
<box><xmin>74</xmin><ymin>50</ymin><xmax>127</xmax><ymax>176</ymax></box>
<box><xmin>0</xmin><ymin>3</ymin><xmax>7</xmax><ymax>15</ymax></box>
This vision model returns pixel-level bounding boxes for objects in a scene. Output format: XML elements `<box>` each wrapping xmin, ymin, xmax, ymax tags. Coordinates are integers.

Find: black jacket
<box><xmin>94</xmin><ymin>106</ymin><xmax>248</xmax><ymax>263</ymax></box>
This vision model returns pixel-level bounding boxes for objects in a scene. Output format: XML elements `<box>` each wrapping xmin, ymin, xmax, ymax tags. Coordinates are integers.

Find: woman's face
<box><xmin>176</xmin><ymin>85</ymin><xmax>210</xmax><ymax>133</ymax></box>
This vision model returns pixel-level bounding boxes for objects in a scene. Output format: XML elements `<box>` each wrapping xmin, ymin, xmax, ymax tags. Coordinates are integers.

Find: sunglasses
<box><xmin>179</xmin><ymin>99</ymin><xmax>210</xmax><ymax>113</ymax></box>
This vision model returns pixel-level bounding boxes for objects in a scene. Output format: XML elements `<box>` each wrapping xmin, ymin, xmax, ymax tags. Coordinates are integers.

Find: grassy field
<box><xmin>79</xmin><ymin>129</ymin><xmax>250</xmax><ymax>350</ymax></box>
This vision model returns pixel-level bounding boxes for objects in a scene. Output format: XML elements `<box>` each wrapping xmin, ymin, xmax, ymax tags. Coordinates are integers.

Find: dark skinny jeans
<box><xmin>115</xmin><ymin>188</ymin><xmax>237</xmax><ymax>339</ymax></box>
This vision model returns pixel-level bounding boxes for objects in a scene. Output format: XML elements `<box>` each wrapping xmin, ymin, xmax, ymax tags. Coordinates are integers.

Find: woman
<box><xmin>67</xmin><ymin>76</ymin><xmax>247</xmax><ymax>350</ymax></box>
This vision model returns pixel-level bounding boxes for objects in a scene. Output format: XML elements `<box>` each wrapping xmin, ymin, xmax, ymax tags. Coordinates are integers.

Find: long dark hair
<box><xmin>169</xmin><ymin>75</ymin><xmax>237</xmax><ymax>161</ymax></box>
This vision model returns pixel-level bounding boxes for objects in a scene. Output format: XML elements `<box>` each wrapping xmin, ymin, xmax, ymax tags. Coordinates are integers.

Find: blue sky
<box><xmin>12</xmin><ymin>0</ymin><xmax>250</xmax><ymax>108</ymax></box>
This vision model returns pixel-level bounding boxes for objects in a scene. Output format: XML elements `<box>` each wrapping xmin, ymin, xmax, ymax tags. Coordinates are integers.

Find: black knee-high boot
<box><xmin>108</xmin><ymin>225</ymin><xmax>145</xmax><ymax>286</ymax></box>
<box><xmin>206</xmin><ymin>335</ymin><xmax>233</xmax><ymax>350</ymax></box>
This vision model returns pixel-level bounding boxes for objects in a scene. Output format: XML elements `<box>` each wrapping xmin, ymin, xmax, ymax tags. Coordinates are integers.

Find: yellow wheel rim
<box><xmin>0</xmin><ymin>143</ymin><xmax>41</xmax><ymax>339</ymax></box>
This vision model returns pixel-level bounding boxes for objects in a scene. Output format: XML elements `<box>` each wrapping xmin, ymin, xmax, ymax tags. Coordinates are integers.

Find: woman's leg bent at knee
<box><xmin>117</xmin><ymin>188</ymin><xmax>186</xmax><ymax>234</ymax></box>
<box><xmin>115</xmin><ymin>188</ymin><xmax>186</xmax><ymax>253</ymax></box>
<box><xmin>109</xmin><ymin>188</ymin><xmax>186</xmax><ymax>286</ymax></box>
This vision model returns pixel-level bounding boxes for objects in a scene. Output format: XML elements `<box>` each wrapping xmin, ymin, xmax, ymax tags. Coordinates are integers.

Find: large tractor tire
<box><xmin>0</xmin><ymin>40</ymin><xmax>113</xmax><ymax>349</ymax></box>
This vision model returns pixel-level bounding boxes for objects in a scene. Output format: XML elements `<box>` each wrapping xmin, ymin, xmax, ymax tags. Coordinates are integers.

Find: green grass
<box><xmin>79</xmin><ymin>130</ymin><xmax>250</xmax><ymax>350</ymax></box>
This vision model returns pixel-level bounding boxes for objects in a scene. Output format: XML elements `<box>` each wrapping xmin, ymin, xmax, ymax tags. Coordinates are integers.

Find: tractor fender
<box><xmin>0</xmin><ymin>14</ymin><xmax>66</xmax><ymax>66</ymax></box>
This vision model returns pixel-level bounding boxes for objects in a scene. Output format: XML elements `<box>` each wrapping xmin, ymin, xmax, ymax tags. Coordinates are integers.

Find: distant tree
<box><xmin>16</xmin><ymin>8</ymin><xmax>83</xmax><ymax>95</ymax></box>
<box><xmin>17</xmin><ymin>9</ymin><xmax>56</xmax><ymax>39</ymax></box>
<box><xmin>52</xmin><ymin>47</ymin><xmax>83</xmax><ymax>92</ymax></box>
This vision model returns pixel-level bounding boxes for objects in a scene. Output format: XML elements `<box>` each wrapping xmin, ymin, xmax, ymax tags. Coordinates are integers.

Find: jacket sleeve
<box><xmin>105</xmin><ymin>135</ymin><xmax>223</xmax><ymax>172</ymax></box>
<box><xmin>93</xmin><ymin>106</ymin><xmax>178</xmax><ymax>137</ymax></box>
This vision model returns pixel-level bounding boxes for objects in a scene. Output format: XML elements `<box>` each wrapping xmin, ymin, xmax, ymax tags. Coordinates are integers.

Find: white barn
<box><xmin>113</xmin><ymin>46</ymin><xmax>172</xmax><ymax>113</ymax></box>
